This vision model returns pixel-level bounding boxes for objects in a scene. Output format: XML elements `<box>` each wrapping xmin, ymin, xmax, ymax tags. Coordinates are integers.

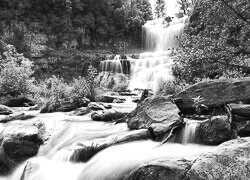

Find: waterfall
<box><xmin>128</xmin><ymin>17</ymin><xmax>188</xmax><ymax>91</ymax></box>
<box><xmin>129</xmin><ymin>51</ymin><xmax>174</xmax><ymax>91</ymax></box>
<box><xmin>180</xmin><ymin>120</ymin><xmax>201</xmax><ymax>144</ymax></box>
<box><xmin>100</xmin><ymin>55</ymin><xmax>123</xmax><ymax>74</ymax></box>
<box><xmin>142</xmin><ymin>17</ymin><xmax>188</xmax><ymax>51</ymax></box>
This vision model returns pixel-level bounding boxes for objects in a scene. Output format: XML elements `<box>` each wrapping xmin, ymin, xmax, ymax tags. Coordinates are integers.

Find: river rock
<box><xmin>4</xmin><ymin>97</ymin><xmax>35</xmax><ymax>107</ymax></box>
<box><xmin>70</xmin><ymin>129</ymin><xmax>151</xmax><ymax>162</ymax></box>
<box><xmin>70</xmin><ymin>107</ymin><xmax>91</xmax><ymax>116</ymax></box>
<box><xmin>174</xmin><ymin>77</ymin><xmax>250</xmax><ymax>114</ymax></box>
<box><xmin>186</xmin><ymin>137</ymin><xmax>250</xmax><ymax>180</ymax></box>
<box><xmin>57</xmin><ymin>97</ymin><xmax>90</xmax><ymax>112</ymax></box>
<box><xmin>91</xmin><ymin>109</ymin><xmax>126</xmax><ymax>122</ymax></box>
<box><xmin>125</xmin><ymin>158</ymin><xmax>193</xmax><ymax>180</ymax></box>
<box><xmin>127</xmin><ymin>96</ymin><xmax>181</xmax><ymax>130</ymax></box>
<box><xmin>88</xmin><ymin>102</ymin><xmax>105</xmax><ymax>111</ymax></box>
<box><xmin>95</xmin><ymin>94</ymin><xmax>117</xmax><ymax>103</ymax></box>
<box><xmin>1</xmin><ymin>123</ymin><xmax>42</xmax><ymax>164</ymax></box>
<box><xmin>196</xmin><ymin>116</ymin><xmax>233</xmax><ymax>145</ymax></box>
<box><xmin>0</xmin><ymin>105</ymin><xmax>13</xmax><ymax>115</ymax></box>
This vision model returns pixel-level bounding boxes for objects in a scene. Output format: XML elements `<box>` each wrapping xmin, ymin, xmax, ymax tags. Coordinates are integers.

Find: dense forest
<box><xmin>0</xmin><ymin>0</ymin><xmax>153</xmax><ymax>52</ymax></box>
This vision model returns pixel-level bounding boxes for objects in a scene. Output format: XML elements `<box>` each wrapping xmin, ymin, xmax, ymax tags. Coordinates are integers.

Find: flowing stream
<box><xmin>0</xmin><ymin>2</ymin><xmax>214</xmax><ymax>180</ymax></box>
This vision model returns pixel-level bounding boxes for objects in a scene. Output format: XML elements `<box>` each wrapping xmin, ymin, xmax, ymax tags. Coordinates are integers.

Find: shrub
<box><xmin>156</xmin><ymin>79</ymin><xmax>185</xmax><ymax>95</ymax></box>
<box><xmin>0</xmin><ymin>44</ymin><xmax>34</xmax><ymax>97</ymax></box>
<box><xmin>112</xmin><ymin>83</ymin><xmax>129</xmax><ymax>92</ymax></box>
<box><xmin>33</xmin><ymin>75</ymin><xmax>91</xmax><ymax>112</ymax></box>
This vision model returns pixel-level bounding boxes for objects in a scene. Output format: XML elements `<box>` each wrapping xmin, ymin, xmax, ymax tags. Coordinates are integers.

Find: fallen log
<box><xmin>174</xmin><ymin>77</ymin><xmax>250</xmax><ymax>114</ymax></box>
<box><xmin>228</xmin><ymin>103</ymin><xmax>250</xmax><ymax>117</ymax></box>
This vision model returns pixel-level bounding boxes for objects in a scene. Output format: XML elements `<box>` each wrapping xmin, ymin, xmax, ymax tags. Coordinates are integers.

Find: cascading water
<box><xmin>129</xmin><ymin>16</ymin><xmax>188</xmax><ymax>91</ymax></box>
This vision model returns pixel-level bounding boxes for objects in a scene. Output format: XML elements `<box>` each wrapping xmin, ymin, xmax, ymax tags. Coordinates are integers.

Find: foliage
<box><xmin>0</xmin><ymin>43</ymin><xmax>34</xmax><ymax>97</ymax></box>
<box><xmin>86</xmin><ymin>65</ymin><xmax>98</xmax><ymax>101</ymax></box>
<box><xmin>154</xmin><ymin>0</ymin><xmax>166</xmax><ymax>19</ymax></box>
<box><xmin>33</xmin><ymin>75</ymin><xmax>91</xmax><ymax>112</ymax></box>
<box><xmin>112</xmin><ymin>83</ymin><xmax>129</xmax><ymax>92</ymax></box>
<box><xmin>0</xmin><ymin>0</ymin><xmax>153</xmax><ymax>49</ymax></box>
<box><xmin>156</xmin><ymin>79</ymin><xmax>185</xmax><ymax>95</ymax></box>
<box><xmin>172</xmin><ymin>0</ymin><xmax>250</xmax><ymax>84</ymax></box>
<box><xmin>176</xmin><ymin>0</ymin><xmax>196</xmax><ymax>16</ymax></box>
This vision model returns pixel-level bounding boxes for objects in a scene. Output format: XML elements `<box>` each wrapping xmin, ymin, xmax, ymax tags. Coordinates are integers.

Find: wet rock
<box><xmin>119</xmin><ymin>92</ymin><xmax>138</xmax><ymax>96</ymax></box>
<box><xmin>95</xmin><ymin>94</ymin><xmax>117</xmax><ymax>103</ymax></box>
<box><xmin>57</xmin><ymin>97</ymin><xmax>90</xmax><ymax>112</ymax></box>
<box><xmin>127</xmin><ymin>96</ymin><xmax>181</xmax><ymax>130</ymax></box>
<box><xmin>41</xmin><ymin>97</ymin><xmax>90</xmax><ymax>113</ymax></box>
<box><xmin>88</xmin><ymin>102</ymin><xmax>105</xmax><ymax>111</ymax></box>
<box><xmin>186</xmin><ymin>137</ymin><xmax>250</xmax><ymax>180</ymax></box>
<box><xmin>2</xmin><ymin>123</ymin><xmax>42</xmax><ymax>163</ymax></box>
<box><xmin>174</xmin><ymin>78</ymin><xmax>250</xmax><ymax>114</ymax></box>
<box><xmin>70</xmin><ymin>107</ymin><xmax>91</xmax><ymax>116</ymax></box>
<box><xmin>125</xmin><ymin>158</ymin><xmax>193</xmax><ymax>180</ymax></box>
<box><xmin>4</xmin><ymin>97</ymin><xmax>35</xmax><ymax>107</ymax></box>
<box><xmin>196</xmin><ymin>116</ymin><xmax>232</xmax><ymax>145</ymax></box>
<box><xmin>91</xmin><ymin>109</ymin><xmax>126</xmax><ymax>122</ymax></box>
<box><xmin>70</xmin><ymin>129</ymin><xmax>150</xmax><ymax>162</ymax></box>
<box><xmin>0</xmin><ymin>105</ymin><xmax>13</xmax><ymax>115</ymax></box>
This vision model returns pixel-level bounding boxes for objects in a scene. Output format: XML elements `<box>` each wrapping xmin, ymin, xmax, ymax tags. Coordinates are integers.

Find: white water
<box><xmin>3</xmin><ymin>140</ymin><xmax>213</xmax><ymax>180</ymax></box>
<box><xmin>129</xmin><ymin>50</ymin><xmax>175</xmax><ymax>91</ymax></box>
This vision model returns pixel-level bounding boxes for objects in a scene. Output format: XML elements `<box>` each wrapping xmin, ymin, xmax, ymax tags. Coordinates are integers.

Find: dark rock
<box><xmin>127</xmin><ymin>96</ymin><xmax>181</xmax><ymax>130</ymax></box>
<box><xmin>2</xmin><ymin>124</ymin><xmax>42</xmax><ymax>163</ymax></box>
<box><xmin>41</xmin><ymin>97</ymin><xmax>90</xmax><ymax>113</ymax></box>
<box><xmin>125</xmin><ymin>158</ymin><xmax>193</xmax><ymax>180</ymax></box>
<box><xmin>0</xmin><ymin>105</ymin><xmax>13</xmax><ymax>115</ymax></box>
<box><xmin>229</xmin><ymin>103</ymin><xmax>250</xmax><ymax>117</ymax></box>
<box><xmin>88</xmin><ymin>102</ymin><xmax>105</xmax><ymax>111</ymax></box>
<box><xmin>174</xmin><ymin>78</ymin><xmax>250</xmax><ymax>114</ymax></box>
<box><xmin>186</xmin><ymin>137</ymin><xmax>250</xmax><ymax>180</ymax></box>
<box><xmin>91</xmin><ymin>109</ymin><xmax>126</xmax><ymax>122</ymax></box>
<box><xmin>196</xmin><ymin>116</ymin><xmax>232</xmax><ymax>145</ymax></box>
<box><xmin>119</xmin><ymin>92</ymin><xmax>138</xmax><ymax>96</ymax></box>
<box><xmin>237</xmin><ymin>121</ymin><xmax>250</xmax><ymax>137</ymax></box>
<box><xmin>4</xmin><ymin>97</ymin><xmax>35</xmax><ymax>107</ymax></box>
<box><xmin>95</xmin><ymin>94</ymin><xmax>117</xmax><ymax>103</ymax></box>
<box><xmin>70</xmin><ymin>107</ymin><xmax>91</xmax><ymax>116</ymax></box>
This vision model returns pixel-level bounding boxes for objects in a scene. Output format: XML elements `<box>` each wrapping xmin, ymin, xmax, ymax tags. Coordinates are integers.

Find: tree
<box><xmin>172</xmin><ymin>0</ymin><xmax>250</xmax><ymax>84</ymax></box>
<box><xmin>154</xmin><ymin>0</ymin><xmax>166</xmax><ymax>19</ymax></box>
<box><xmin>0</xmin><ymin>42</ymin><xmax>34</xmax><ymax>96</ymax></box>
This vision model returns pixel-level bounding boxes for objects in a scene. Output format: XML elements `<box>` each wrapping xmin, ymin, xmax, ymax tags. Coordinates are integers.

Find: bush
<box><xmin>33</xmin><ymin>75</ymin><xmax>91</xmax><ymax>112</ymax></box>
<box><xmin>156</xmin><ymin>79</ymin><xmax>185</xmax><ymax>95</ymax></box>
<box><xmin>112</xmin><ymin>83</ymin><xmax>129</xmax><ymax>92</ymax></box>
<box><xmin>0</xmin><ymin>44</ymin><xmax>34</xmax><ymax>97</ymax></box>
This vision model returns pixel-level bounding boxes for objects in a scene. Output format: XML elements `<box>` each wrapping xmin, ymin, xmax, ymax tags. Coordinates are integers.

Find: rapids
<box><xmin>3</xmin><ymin>140</ymin><xmax>214</xmax><ymax>180</ymax></box>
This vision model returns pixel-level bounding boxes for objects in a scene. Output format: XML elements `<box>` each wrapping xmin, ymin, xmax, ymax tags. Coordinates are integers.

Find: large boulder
<box><xmin>186</xmin><ymin>137</ymin><xmax>250</xmax><ymax>180</ymax></box>
<box><xmin>127</xmin><ymin>96</ymin><xmax>181</xmax><ymax>130</ymax></box>
<box><xmin>1</xmin><ymin>123</ymin><xmax>42</xmax><ymax>162</ymax></box>
<box><xmin>174</xmin><ymin>78</ymin><xmax>250</xmax><ymax>114</ymax></box>
<box><xmin>0</xmin><ymin>123</ymin><xmax>43</xmax><ymax>175</ymax></box>
<box><xmin>125</xmin><ymin>158</ymin><xmax>193</xmax><ymax>180</ymax></box>
<box><xmin>196</xmin><ymin>116</ymin><xmax>233</xmax><ymax>145</ymax></box>
<box><xmin>0</xmin><ymin>105</ymin><xmax>13</xmax><ymax>115</ymax></box>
